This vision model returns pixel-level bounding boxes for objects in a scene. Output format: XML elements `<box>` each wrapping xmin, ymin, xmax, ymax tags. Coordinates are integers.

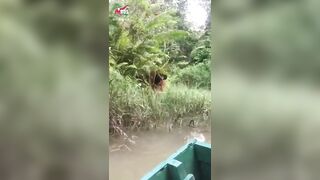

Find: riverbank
<box><xmin>109</xmin><ymin>68</ymin><xmax>211</xmax><ymax>136</ymax></box>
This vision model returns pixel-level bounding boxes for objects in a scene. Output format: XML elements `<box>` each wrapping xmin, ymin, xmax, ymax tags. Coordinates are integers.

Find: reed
<box><xmin>109</xmin><ymin>69</ymin><xmax>211</xmax><ymax>136</ymax></box>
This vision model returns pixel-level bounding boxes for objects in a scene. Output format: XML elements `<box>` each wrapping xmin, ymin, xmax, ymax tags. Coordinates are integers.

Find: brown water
<box><xmin>109</xmin><ymin>127</ymin><xmax>211</xmax><ymax>180</ymax></box>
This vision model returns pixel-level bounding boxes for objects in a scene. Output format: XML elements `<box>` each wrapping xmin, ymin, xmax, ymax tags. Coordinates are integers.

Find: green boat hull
<box><xmin>141</xmin><ymin>140</ymin><xmax>211</xmax><ymax>180</ymax></box>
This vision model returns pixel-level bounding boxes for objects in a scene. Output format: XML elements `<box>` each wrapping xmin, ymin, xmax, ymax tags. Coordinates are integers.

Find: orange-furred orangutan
<box><xmin>149</xmin><ymin>71</ymin><xmax>167</xmax><ymax>91</ymax></box>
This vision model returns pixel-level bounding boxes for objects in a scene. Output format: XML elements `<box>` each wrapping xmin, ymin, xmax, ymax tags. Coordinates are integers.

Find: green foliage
<box><xmin>109</xmin><ymin>0</ymin><xmax>212</xmax><ymax>135</ymax></box>
<box><xmin>109</xmin><ymin>71</ymin><xmax>210</xmax><ymax>134</ymax></box>
<box><xmin>190</xmin><ymin>31</ymin><xmax>211</xmax><ymax>63</ymax></box>
<box><xmin>109</xmin><ymin>0</ymin><xmax>189</xmax><ymax>83</ymax></box>
<box><xmin>191</xmin><ymin>46</ymin><xmax>211</xmax><ymax>63</ymax></box>
<box><xmin>171</xmin><ymin>62</ymin><xmax>211</xmax><ymax>89</ymax></box>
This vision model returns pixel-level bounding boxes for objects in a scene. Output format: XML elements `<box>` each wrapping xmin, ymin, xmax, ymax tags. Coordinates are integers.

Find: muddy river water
<box><xmin>109</xmin><ymin>127</ymin><xmax>211</xmax><ymax>180</ymax></box>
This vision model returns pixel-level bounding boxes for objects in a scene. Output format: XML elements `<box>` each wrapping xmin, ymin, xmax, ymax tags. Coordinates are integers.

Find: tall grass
<box><xmin>109</xmin><ymin>68</ymin><xmax>211</xmax><ymax>136</ymax></box>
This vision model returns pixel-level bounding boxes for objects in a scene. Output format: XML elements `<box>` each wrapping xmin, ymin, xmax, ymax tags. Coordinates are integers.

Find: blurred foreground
<box><xmin>214</xmin><ymin>0</ymin><xmax>320</xmax><ymax>179</ymax></box>
<box><xmin>0</xmin><ymin>1</ymin><xmax>107</xmax><ymax>180</ymax></box>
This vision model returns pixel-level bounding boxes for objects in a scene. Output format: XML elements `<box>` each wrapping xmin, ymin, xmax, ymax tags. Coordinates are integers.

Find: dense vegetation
<box><xmin>109</xmin><ymin>0</ymin><xmax>211</xmax><ymax>136</ymax></box>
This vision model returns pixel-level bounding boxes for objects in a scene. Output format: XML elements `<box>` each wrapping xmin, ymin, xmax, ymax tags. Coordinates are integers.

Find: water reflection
<box><xmin>109</xmin><ymin>128</ymin><xmax>211</xmax><ymax>180</ymax></box>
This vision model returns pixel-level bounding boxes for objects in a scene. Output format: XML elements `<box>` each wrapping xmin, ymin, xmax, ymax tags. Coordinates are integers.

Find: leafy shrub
<box><xmin>190</xmin><ymin>46</ymin><xmax>211</xmax><ymax>63</ymax></box>
<box><xmin>170</xmin><ymin>62</ymin><xmax>211</xmax><ymax>89</ymax></box>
